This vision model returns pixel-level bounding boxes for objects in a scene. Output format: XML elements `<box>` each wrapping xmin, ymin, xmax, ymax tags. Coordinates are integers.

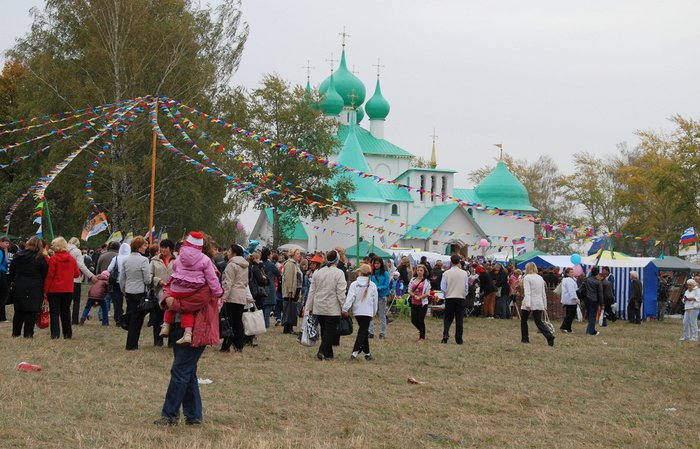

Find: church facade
<box><xmin>250</xmin><ymin>46</ymin><xmax>536</xmax><ymax>258</ymax></box>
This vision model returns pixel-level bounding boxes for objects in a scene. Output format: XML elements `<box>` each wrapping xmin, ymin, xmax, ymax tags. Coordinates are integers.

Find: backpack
<box><xmin>108</xmin><ymin>260</ymin><xmax>120</xmax><ymax>292</ymax></box>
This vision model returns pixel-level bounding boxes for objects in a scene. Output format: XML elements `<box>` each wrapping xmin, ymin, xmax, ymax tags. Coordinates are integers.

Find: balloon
<box><xmin>572</xmin><ymin>265</ymin><xmax>584</xmax><ymax>277</ymax></box>
<box><xmin>570</xmin><ymin>254</ymin><xmax>582</xmax><ymax>265</ymax></box>
<box><xmin>236</xmin><ymin>222</ymin><xmax>245</xmax><ymax>231</ymax></box>
<box><xmin>479</xmin><ymin>239</ymin><xmax>489</xmax><ymax>248</ymax></box>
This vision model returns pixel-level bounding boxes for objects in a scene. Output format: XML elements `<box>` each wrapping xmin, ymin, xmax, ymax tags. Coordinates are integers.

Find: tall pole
<box><xmin>148</xmin><ymin>99</ymin><xmax>158</xmax><ymax>243</ymax></box>
<box><xmin>44</xmin><ymin>198</ymin><xmax>55</xmax><ymax>241</ymax></box>
<box><xmin>356</xmin><ymin>212</ymin><xmax>360</xmax><ymax>268</ymax></box>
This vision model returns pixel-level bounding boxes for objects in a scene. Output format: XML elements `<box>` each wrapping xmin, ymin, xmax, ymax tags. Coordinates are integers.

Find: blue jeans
<box><xmin>82</xmin><ymin>299</ymin><xmax>109</xmax><ymax>325</ymax></box>
<box><xmin>586</xmin><ymin>302</ymin><xmax>598</xmax><ymax>335</ymax></box>
<box><xmin>161</xmin><ymin>325</ymin><xmax>205</xmax><ymax>422</ymax></box>
<box><xmin>263</xmin><ymin>304</ymin><xmax>274</xmax><ymax>328</ymax></box>
<box><xmin>682</xmin><ymin>308</ymin><xmax>699</xmax><ymax>340</ymax></box>
<box><xmin>500</xmin><ymin>296</ymin><xmax>511</xmax><ymax>319</ymax></box>
<box><xmin>274</xmin><ymin>297</ymin><xmax>283</xmax><ymax>321</ymax></box>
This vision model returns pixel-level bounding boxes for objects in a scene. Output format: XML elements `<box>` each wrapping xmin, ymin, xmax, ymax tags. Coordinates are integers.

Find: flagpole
<box><xmin>148</xmin><ymin>99</ymin><xmax>158</xmax><ymax>244</ymax></box>
<box><xmin>356</xmin><ymin>212</ymin><xmax>360</xmax><ymax>268</ymax></box>
<box><xmin>44</xmin><ymin>198</ymin><xmax>55</xmax><ymax>241</ymax></box>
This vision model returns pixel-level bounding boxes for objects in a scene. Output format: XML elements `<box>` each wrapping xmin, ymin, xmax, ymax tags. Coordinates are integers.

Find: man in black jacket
<box><xmin>580</xmin><ymin>266</ymin><xmax>604</xmax><ymax>335</ymax></box>
<box><xmin>600</xmin><ymin>270</ymin><xmax>617</xmax><ymax>325</ymax></box>
<box><xmin>628</xmin><ymin>271</ymin><xmax>643</xmax><ymax>324</ymax></box>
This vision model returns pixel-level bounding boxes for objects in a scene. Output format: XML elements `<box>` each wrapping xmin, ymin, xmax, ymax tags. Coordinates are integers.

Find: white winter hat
<box><xmin>184</xmin><ymin>231</ymin><xmax>204</xmax><ymax>249</ymax></box>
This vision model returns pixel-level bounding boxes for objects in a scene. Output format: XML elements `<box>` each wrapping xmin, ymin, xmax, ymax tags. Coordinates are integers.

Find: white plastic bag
<box><xmin>576</xmin><ymin>305</ymin><xmax>583</xmax><ymax>322</ymax></box>
<box><xmin>300</xmin><ymin>313</ymin><xmax>317</xmax><ymax>347</ymax></box>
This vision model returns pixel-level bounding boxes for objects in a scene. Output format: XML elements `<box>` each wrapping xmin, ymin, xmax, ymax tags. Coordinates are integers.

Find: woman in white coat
<box><xmin>521</xmin><ymin>262</ymin><xmax>555</xmax><ymax>346</ymax></box>
<box><xmin>342</xmin><ymin>264</ymin><xmax>378</xmax><ymax>361</ymax></box>
<box><xmin>559</xmin><ymin>267</ymin><xmax>580</xmax><ymax>333</ymax></box>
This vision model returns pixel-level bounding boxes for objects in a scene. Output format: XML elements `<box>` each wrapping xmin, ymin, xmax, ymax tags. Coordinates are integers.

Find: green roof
<box><xmin>320</xmin><ymin>75</ymin><xmax>343</xmax><ymax>116</ymax></box>
<box><xmin>264</xmin><ymin>208</ymin><xmax>308</xmax><ymax>240</ymax></box>
<box><xmin>404</xmin><ymin>204</ymin><xmax>460</xmax><ymax>239</ymax></box>
<box><xmin>377</xmin><ymin>184</ymin><xmax>412</xmax><ymax>202</ymax></box>
<box><xmin>453</xmin><ymin>188</ymin><xmax>480</xmax><ymax>204</ymax></box>
<box><xmin>346</xmin><ymin>240</ymin><xmax>392</xmax><ymax>259</ymax></box>
<box><xmin>336</xmin><ymin>125</ymin><xmax>413</xmax><ymax>158</ymax></box>
<box><xmin>513</xmin><ymin>249</ymin><xmax>547</xmax><ymax>265</ymax></box>
<box><xmin>336</xmin><ymin>125</ymin><xmax>388</xmax><ymax>204</ymax></box>
<box><xmin>474</xmin><ymin>162</ymin><xmax>537</xmax><ymax>212</ymax></box>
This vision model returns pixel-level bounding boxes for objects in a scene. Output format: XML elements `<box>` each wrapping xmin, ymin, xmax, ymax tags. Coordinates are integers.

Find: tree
<box><xmin>3</xmin><ymin>0</ymin><xmax>249</xmax><ymax>239</ymax></box>
<box><xmin>217</xmin><ymin>75</ymin><xmax>354</xmax><ymax>249</ymax></box>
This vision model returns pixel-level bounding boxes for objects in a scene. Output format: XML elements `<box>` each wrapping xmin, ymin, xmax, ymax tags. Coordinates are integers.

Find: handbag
<box><xmin>242</xmin><ymin>304</ymin><xmax>266</xmax><ymax>336</ymax></box>
<box><xmin>337</xmin><ymin>315</ymin><xmax>354</xmax><ymax>336</ymax></box>
<box><xmin>37</xmin><ymin>300</ymin><xmax>50</xmax><ymax>329</ymax></box>
<box><xmin>300</xmin><ymin>313</ymin><xmax>317</xmax><ymax>347</ymax></box>
<box><xmin>553</xmin><ymin>282</ymin><xmax>562</xmax><ymax>297</ymax></box>
<box><xmin>219</xmin><ymin>308</ymin><xmax>233</xmax><ymax>339</ymax></box>
<box><xmin>137</xmin><ymin>276</ymin><xmax>157</xmax><ymax>313</ymax></box>
<box><xmin>542</xmin><ymin>310</ymin><xmax>555</xmax><ymax>336</ymax></box>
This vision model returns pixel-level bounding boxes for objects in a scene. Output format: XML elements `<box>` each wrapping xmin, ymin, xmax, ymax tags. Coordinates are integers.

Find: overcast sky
<box><xmin>2</xmin><ymin>1</ymin><xmax>699</xmax><ymax>226</ymax></box>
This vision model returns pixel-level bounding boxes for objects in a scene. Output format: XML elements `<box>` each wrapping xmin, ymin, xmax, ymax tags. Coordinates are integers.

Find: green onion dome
<box><xmin>320</xmin><ymin>75</ymin><xmax>343</xmax><ymax>116</ymax></box>
<box><xmin>365</xmin><ymin>78</ymin><xmax>390</xmax><ymax>120</ymax></box>
<box><xmin>356</xmin><ymin>106</ymin><xmax>365</xmax><ymax>123</ymax></box>
<box><xmin>319</xmin><ymin>49</ymin><xmax>366</xmax><ymax>107</ymax></box>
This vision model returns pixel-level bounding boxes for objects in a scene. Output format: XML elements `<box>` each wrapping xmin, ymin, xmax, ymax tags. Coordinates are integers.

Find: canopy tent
<box><xmin>583</xmin><ymin>257</ymin><xmax>655</xmax><ymax>320</ymax></box>
<box><xmin>346</xmin><ymin>241</ymin><xmax>392</xmax><ymax>260</ymax></box>
<box><xmin>513</xmin><ymin>249</ymin><xmax>547</xmax><ymax>265</ymax></box>
<box><xmin>278</xmin><ymin>243</ymin><xmax>306</xmax><ymax>253</ymax></box>
<box><xmin>652</xmin><ymin>256</ymin><xmax>700</xmax><ymax>273</ymax></box>
<box><xmin>391</xmin><ymin>249</ymin><xmax>451</xmax><ymax>267</ymax></box>
<box><xmin>583</xmin><ymin>250</ymin><xmax>630</xmax><ymax>266</ymax></box>
<box><xmin>517</xmin><ymin>255</ymin><xmax>573</xmax><ymax>270</ymax></box>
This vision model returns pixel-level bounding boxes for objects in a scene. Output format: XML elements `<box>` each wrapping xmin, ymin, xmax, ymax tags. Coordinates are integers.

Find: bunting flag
<box><xmin>679</xmin><ymin>227</ymin><xmax>697</xmax><ymax>257</ymax></box>
<box><xmin>0</xmin><ymin>99</ymin><xmax>128</xmax><ymax>132</ymax></box>
<box><xmin>81</xmin><ymin>211</ymin><xmax>109</xmax><ymax>241</ymax></box>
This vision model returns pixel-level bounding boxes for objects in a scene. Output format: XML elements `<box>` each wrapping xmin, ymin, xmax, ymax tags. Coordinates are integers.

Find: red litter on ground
<box><xmin>16</xmin><ymin>362</ymin><xmax>42</xmax><ymax>372</ymax></box>
<box><xmin>407</xmin><ymin>376</ymin><xmax>426</xmax><ymax>385</ymax></box>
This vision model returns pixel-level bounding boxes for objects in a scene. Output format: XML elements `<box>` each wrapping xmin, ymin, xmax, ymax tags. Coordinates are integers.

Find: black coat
<box><xmin>9</xmin><ymin>250</ymin><xmax>48</xmax><ymax>313</ymax></box>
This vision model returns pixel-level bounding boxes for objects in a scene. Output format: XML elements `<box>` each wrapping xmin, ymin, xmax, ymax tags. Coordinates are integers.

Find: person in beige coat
<box><xmin>220</xmin><ymin>244</ymin><xmax>250</xmax><ymax>352</ymax></box>
<box><xmin>520</xmin><ymin>262</ymin><xmax>555</xmax><ymax>346</ymax></box>
<box><xmin>306</xmin><ymin>250</ymin><xmax>347</xmax><ymax>360</ymax></box>
<box><xmin>281</xmin><ymin>249</ymin><xmax>302</xmax><ymax>334</ymax></box>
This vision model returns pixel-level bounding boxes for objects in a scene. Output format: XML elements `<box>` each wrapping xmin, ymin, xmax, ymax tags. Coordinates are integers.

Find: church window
<box><xmin>391</xmin><ymin>204</ymin><xmax>399</xmax><ymax>215</ymax></box>
<box><xmin>441</xmin><ymin>176</ymin><xmax>447</xmax><ymax>202</ymax></box>
<box><xmin>430</xmin><ymin>176</ymin><xmax>436</xmax><ymax>202</ymax></box>
<box><xmin>420</xmin><ymin>175</ymin><xmax>425</xmax><ymax>201</ymax></box>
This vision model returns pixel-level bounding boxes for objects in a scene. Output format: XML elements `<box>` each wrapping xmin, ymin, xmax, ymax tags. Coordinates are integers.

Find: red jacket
<box><xmin>162</xmin><ymin>285</ymin><xmax>219</xmax><ymax>347</ymax></box>
<box><xmin>45</xmin><ymin>251</ymin><xmax>80</xmax><ymax>294</ymax></box>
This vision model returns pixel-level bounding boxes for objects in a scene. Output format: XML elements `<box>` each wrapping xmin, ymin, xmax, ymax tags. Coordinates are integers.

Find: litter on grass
<box><xmin>198</xmin><ymin>378</ymin><xmax>213</xmax><ymax>385</ymax></box>
<box><xmin>16</xmin><ymin>362</ymin><xmax>42</xmax><ymax>372</ymax></box>
<box><xmin>407</xmin><ymin>376</ymin><xmax>426</xmax><ymax>385</ymax></box>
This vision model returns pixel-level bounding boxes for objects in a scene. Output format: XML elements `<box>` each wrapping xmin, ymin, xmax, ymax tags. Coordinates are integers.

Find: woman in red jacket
<box><xmin>44</xmin><ymin>237</ymin><xmax>80</xmax><ymax>339</ymax></box>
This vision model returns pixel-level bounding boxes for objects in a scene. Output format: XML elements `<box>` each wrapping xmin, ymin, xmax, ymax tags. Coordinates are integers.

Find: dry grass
<box><xmin>0</xmin><ymin>305</ymin><xmax>698</xmax><ymax>449</ymax></box>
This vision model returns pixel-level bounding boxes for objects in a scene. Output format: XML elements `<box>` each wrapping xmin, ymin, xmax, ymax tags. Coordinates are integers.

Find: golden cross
<box><xmin>348</xmin><ymin>90</ymin><xmax>358</xmax><ymax>108</ymax></box>
<box><xmin>339</xmin><ymin>26</ymin><xmax>350</xmax><ymax>47</ymax></box>
<box><xmin>325</xmin><ymin>53</ymin><xmax>336</xmax><ymax>73</ymax></box>
<box><xmin>429</xmin><ymin>128</ymin><xmax>438</xmax><ymax>143</ymax></box>
<box><xmin>302</xmin><ymin>60</ymin><xmax>315</xmax><ymax>81</ymax></box>
<box><xmin>372</xmin><ymin>58</ymin><xmax>385</xmax><ymax>78</ymax></box>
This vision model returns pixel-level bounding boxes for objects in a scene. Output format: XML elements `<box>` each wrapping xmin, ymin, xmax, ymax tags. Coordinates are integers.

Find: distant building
<box><xmin>250</xmin><ymin>45</ymin><xmax>536</xmax><ymax>257</ymax></box>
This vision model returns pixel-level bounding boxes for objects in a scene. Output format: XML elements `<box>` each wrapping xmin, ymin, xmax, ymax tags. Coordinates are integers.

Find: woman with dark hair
<box><xmin>220</xmin><ymin>243</ymin><xmax>250</xmax><ymax>352</ymax></box>
<box><xmin>408</xmin><ymin>264</ymin><xmax>431</xmax><ymax>342</ymax></box>
<box><xmin>150</xmin><ymin>239</ymin><xmax>176</xmax><ymax>346</ymax></box>
<box><xmin>368</xmin><ymin>256</ymin><xmax>390</xmax><ymax>339</ymax></box>
<box><xmin>10</xmin><ymin>236</ymin><xmax>49</xmax><ymax>338</ymax></box>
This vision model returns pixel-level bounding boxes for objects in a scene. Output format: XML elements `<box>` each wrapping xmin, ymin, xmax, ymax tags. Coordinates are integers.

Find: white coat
<box><xmin>342</xmin><ymin>276</ymin><xmax>378</xmax><ymax>317</ymax></box>
<box><xmin>521</xmin><ymin>273</ymin><xmax>547</xmax><ymax>311</ymax></box>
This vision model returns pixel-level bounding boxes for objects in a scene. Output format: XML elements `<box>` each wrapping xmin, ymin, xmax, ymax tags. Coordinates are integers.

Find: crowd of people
<box><xmin>1</xmin><ymin>231</ymin><xmax>698</xmax><ymax>425</ymax></box>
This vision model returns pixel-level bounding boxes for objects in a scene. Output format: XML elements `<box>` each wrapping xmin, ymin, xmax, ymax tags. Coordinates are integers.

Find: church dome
<box><xmin>319</xmin><ymin>75</ymin><xmax>343</xmax><ymax>116</ymax></box>
<box><xmin>356</xmin><ymin>106</ymin><xmax>364</xmax><ymax>123</ymax></box>
<box><xmin>365</xmin><ymin>78</ymin><xmax>390</xmax><ymax>120</ymax></box>
<box><xmin>474</xmin><ymin>161</ymin><xmax>534</xmax><ymax>211</ymax></box>
<box><xmin>319</xmin><ymin>50</ymin><xmax>366</xmax><ymax>107</ymax></box>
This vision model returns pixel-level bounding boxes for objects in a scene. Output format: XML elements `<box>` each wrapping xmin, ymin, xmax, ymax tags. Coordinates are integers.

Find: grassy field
<box><xmin>0</xmin><ymin>305</ymin><xmax>698</xmax><ymax>449</ymax></box>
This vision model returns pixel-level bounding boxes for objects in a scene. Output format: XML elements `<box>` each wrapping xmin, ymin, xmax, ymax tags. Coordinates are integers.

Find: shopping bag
<box><xmin>576</xmin><ymin>305</ymin><xmax>583</xmax><ymax>322</ymax></box>
<box><xmin>300</xmin><ymin>313</ymin><xmax>316</xmax><ymax>347</ymax></box>
<box><xmin>242</xmin><ymin>305</ymin><xmax>266</xmax><ymax>336</ymax></box>
<box><xmin>37</xmin><ymin>301</ymin><xmax>50</xmax><ymax>329</ymax></box>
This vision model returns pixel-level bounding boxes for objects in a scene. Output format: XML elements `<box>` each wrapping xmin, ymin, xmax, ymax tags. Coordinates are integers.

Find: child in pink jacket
<box><xmin>160</xmin><ymin>232</ymin><xmax>223</xmax><ymax>345</ymax></box>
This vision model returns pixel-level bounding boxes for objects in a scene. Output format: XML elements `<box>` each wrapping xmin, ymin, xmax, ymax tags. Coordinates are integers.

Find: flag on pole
<box><xmin>679</xmin><ymin>227</ymin><xmax>697</xmax><ymax>257</ymax></box>
<box><xmin>106</xmin><ymin>231</ymin><xmax>123</xmax><ymax>244</ymax></box>
<box><xmin>81</xmin><ymin>211</ymin><xmax>108</xmax><ymax>241</ymax></box>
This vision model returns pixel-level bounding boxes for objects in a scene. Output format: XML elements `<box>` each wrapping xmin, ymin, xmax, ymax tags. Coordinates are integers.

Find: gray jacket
<box><xmin>119</xmin><ymin>252</ymin><xmax>150</xmax><ymax>295</ymax></box>
<box><xmin>306</xmin><ymin>264</ymin><xmax>347</xmax><ymax>316</ymax></box>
